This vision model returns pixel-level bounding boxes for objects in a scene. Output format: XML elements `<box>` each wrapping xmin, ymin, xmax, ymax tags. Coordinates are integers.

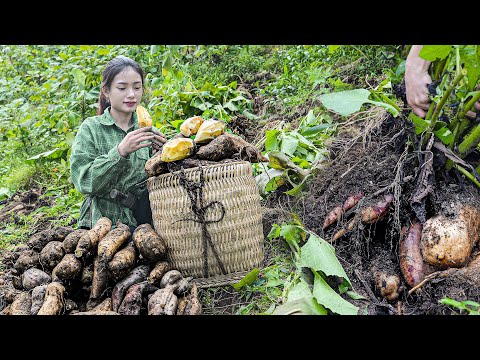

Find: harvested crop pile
<box><xmin>266</xmin><ymin>107</ymin><xmax>480</xmax><ymax>315</ymax></box>
<box><xmin>145</xmin><ymin>117</ymin><xmax>267</xmax><ymax>178</ymax></box>
<box><xmin>0</xmin><ymin>219</ymin><xmax>202</xmax><ymax>315</ymax></box>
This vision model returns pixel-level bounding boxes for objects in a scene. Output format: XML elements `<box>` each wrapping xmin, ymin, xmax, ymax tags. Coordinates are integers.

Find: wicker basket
<box><xmin>147</xmin><ymin>160</ymin><xmax>264</xmax><ymax>288</ymax></box>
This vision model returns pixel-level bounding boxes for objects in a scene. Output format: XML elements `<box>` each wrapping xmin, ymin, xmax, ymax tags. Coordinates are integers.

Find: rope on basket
<box><xmin>168</xmin><ymin>161</ymin><xmax>227</xmax><ymax>278</ymax></box>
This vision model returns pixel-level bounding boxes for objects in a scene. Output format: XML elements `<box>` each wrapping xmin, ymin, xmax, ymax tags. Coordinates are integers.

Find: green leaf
<box><xmin>409</xmin><ymin>112</ymin><xmax>430</xmax><ymax>135</ymax></box>
<box><xmin>71</xmin><ymin>68</ymin><xmax>86</xmax><ymax>90</ymax></box>
<box><xmin>255</xmin><ymin>168</ymin><xmax>284</xmax><ymax>196</ymax></box>
<box><xmin>434</xmin><ymin>126</ymin><xmax>454</xmax><ymax>145</ymax></box>
<box><xmin>272</xmin><ymin>279</ymin><xmax>327</xmax><ymax>315</ymax></box>
<box><xmin>462</xmin><ymin>46</ymin><xmax>480</xmax><ymax>91</ymax></box>
<box><xmin>319</xmin><ymin>89</ymin><xmax>369</xmax><ymax>116</ymax></box>
<box><xmin>298</xmin><ymin>233</ymin><xmax>352</xmax><ymax>287</ymax></box>
<box><xmin>328</xmin><ymin>45</ymin><xmax>341</xmax><ymax>53</ymax></box>
<box><xmin>312</xmin><ymin>272</ymin><xmax>359</xmax><ymax>315</ymax></box>
<box><xmin>419</xmin><ymin>45</ymin><xmax>453</xmax><ymax>62</ymax></box>
<box><xmin>163</xmin><ymin>54</ymin><xmax>173</xmax><ymax>73</ymax></box>
<box><xmin>301</xmin><ymin>124</ymin><xmax>333</xmax><ymax>137</ymax></box>
<box><xmin>280</xmin><ymin>133</ymin><xmax>299</xmax><ymax>156</ymax></box>
<box><xmin>231</xmin><ymin>268</ymin><xmax>260</xmax><ymax>291</ymax></box>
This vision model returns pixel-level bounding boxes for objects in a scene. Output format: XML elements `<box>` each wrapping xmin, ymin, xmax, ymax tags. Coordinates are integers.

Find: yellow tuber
<box><xmin>136</xmin><ymin>105</ymin><xmax>153</xmax><ymax>128</ymax></box>
<box><xmin>194</xmin><ymin>119</ymin><xmax>226</xmax><ymax>143</ymax></box>
<box><xmin>180</xmin><ymin>116</ymin><xmax>204</xmax><ymax>137</ymax></box>
<box><xmin>160</xmin><ymin>137</ymin><xmax>195</xmax><ymax>162</ymax></box>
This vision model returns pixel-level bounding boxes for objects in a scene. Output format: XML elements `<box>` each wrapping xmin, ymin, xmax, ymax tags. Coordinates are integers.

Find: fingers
<box><xmin>475</xmin><ymin>102</ymin><xmax>480</xmax><ymax>112</ymax></box>
<box><xmin>465</xmin><ymin>110</ymin><xmax>477</xmax><ymax>120</ymax></box>
<box><xmin>412</xmin><ymin>106</ymin><xmax>427</xmax><ymax>118</ymax></box>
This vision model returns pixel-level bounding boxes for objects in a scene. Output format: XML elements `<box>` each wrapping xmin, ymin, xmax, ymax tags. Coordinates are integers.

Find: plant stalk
<box><xmin>422</xmin><ymin>72</ymin><xmax>465</xmax><ymax>147</ymax></box>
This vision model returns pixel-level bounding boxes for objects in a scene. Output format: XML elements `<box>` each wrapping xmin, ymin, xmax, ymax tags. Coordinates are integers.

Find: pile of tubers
<box><xmin>145</xmin><ymin>116</ymin><xmax>268</xmax><ymax>177</ymax></box>
<box><xmin>0</xmin><ymin>217</ymin><xmax>202</xmax><ymax>315</ymax></box>
<box><xmin>323</xmin><ymin>193</ymin><xmax>480</xmax><ymax>302</ymax></box>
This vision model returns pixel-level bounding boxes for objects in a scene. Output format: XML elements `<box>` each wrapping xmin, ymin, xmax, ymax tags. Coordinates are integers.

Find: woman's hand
<box><xmin>117</xmin><ymin>127</ymin><xmax>167</xmax><ymax>158</ymax></box>
<box><xmin>151</xmin><ymin>128</ymin><xmax>167</xmax><ymax>154</ymax></box>
<box><xmin>405</xmin><ymin>45</ymin><xmax>432</xmax><ymax>118</ymax></box>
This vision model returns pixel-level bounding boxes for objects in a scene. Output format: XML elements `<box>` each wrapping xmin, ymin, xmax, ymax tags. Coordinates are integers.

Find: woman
<box><xmin>70</xmin><ymin>55</ymin><xmax>167</xmax><ymax>231</ymax></box>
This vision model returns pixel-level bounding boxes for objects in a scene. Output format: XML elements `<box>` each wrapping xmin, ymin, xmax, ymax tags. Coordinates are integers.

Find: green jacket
<box><xmin>70</xmin><ymin>107</ymin><xmax>153</xmax><ymax>229</ymax></box>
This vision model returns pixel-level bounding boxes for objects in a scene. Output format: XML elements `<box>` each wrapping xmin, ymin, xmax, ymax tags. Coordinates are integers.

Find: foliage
<box><xmin>440</xmin><ymin>297</ymin><xmax>480</xmax><ymax>315</ymax></box>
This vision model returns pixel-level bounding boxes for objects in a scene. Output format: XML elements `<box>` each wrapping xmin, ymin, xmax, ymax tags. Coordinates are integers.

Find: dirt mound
<box><xmin>267</xmin><ymin>107</ymin><xmax>480</xmax><ymax>315</ymax></box>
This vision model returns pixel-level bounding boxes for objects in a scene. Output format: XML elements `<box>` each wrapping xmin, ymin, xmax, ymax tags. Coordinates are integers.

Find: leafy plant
<box><xmin>440</xmin><ymin>297</ymin><xmax>480</xmax><ymax>315</ymax></box>
<box><xmin>266</xmin><ymin>217</ymin><xmax>362</xmax><ymax>315</ymax></box>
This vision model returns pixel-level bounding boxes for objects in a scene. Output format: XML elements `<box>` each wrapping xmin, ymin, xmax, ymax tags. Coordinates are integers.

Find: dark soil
<box><xmin>264</xmin><ymin>107</ymin><xmax>480</xmax><ymax>315</ymax></box>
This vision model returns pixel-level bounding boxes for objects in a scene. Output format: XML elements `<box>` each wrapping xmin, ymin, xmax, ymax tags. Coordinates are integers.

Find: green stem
<box><xmin>425</xmin><ymin>101</ymin><xmax>436</xmax><ymax>121</ymax></box>
<box><xmin>458</xmin><ymin>90</ymin><xmax>480</xmax><ymax>119</ymax></box>
<box><xmin>449</xmin><ymin>91</ymin><xmax>480</xmax><ymax>131</ymax></box>
<box><xmin>378</xmin><ymin>93</ymin><xmax>401</xmax><ymax>113</ymax></box>
<box><xmin>423</xmin><ymin>72</ymin><xmax>465</xmax><ymax>147</ymax></box>
<box><xmin>457</xmin><ymin>123</ymin><xmax>480</xmax><ymax>157</ymax></box>
<box><xmin>455</xmin><ymin>164</ymin><xmax>480</xmax><ymax>189</ymax></box>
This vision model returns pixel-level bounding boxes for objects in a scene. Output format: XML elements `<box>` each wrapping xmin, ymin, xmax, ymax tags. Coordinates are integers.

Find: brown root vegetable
<box><xmin>118</xmin><ymin>281</ymin><xmax>159</xmax><ymax>315</ymax></box>
<box><xmin>0</xmin><ymin>285</ymin><xmax>21</xmax><ymax>303</ymax></box>
<box><xmin>145</xmin><ymin>151</ymin><xmax>167</xmax><ymax>177</ymax></box>
<box><xmin>196</xmin><ymin>133</ymin><xmax>267</xmax><ymax>162</ymax></box>
<box><xmin>21</xmin><ymin>268</ymin><xmax>51</xmax><ymax>290</ymax></box>
<box><xmin>373</xmin><ymin>271</ymin><xmax>403</xmax><ymax>302</ymax></box>
<box><xmin>111</xmin><ymin>265</ymin><xmax>150</xmax><ymax>312</ymax></box>
<box><xmin>62</xmin><ymin>229</ymin><xmax>88</xmax><ymax>253</ymax></box>
<box><xmin>0</xmin><ymin>304</ymin><xmax>11</xmax><ymax>315</ymax></box>
<box><xmin>30</xmin><ymin>284</ymin><xmax>48</xmax><ymax>315</ymax></box>
<box><xmin>39</xmin><ymin>241</ymin><xmax>65</xmax><ymax>270</ymax></box>
<box><xmin>88</xmin><ymin>255</ymin><xmax>109</xmax><ymax>305</ymax></box>
<box><xmin>51</xmin><ymin>254</ymin><xmax>82</xmax><ymax>282</ymax></box>
<box><xmin>64</xmin><ymin>299</ymin><xmax>79</xmax><ymax>313</ymax></box>
<box><xmin>342</xmin><ymin>192</ymin><xmax>364</xmax><ymax>211</ymax></box>
<box><xmin>174</xmin><ymin>276</ymin><xmax>193</xmax><ymax>296</ymax></box>
<box><xmin>399</xmin><ymin>221</ymin><xmax>425</xmax><ymax>287</ymax></box>
<box><xmin>330</xmin><ymin>214</ymin><xmax>358</xmax><ymax>242</ymax></box>
<box><xmin>195</xmin><ymin>133</ymin><xmax>236</xmax><ymax>161</ymax></box>
<box><xmin>324</xmin><ymin>192</ymin><xmax>363</xmax><ymax>231</ymax></box>
<box><xmin>132</xmin><ymin>224</ymin><xmax>167</xmax><ymax>263</ymax></box>
<box><xmin>74</xmin><ymin>217</ymin><xmax>112</xmax><ymax>258</ymax></box>
<box><xmin>182</xmin><ymin>283</ymin><xmax>202</xmax><ymax>315</ymax></box>
<box><xmin>107</xmin><ymin>242</ymin><xmax>137</xmax><ymax>282</ymax></box>
<box><xmin>361</xmin><ymin>193</ymin><xmax>394</xmax><ymax>224</ymax></box>
<box><xmin>176</xmin><ymin>296</ymin><xmax>188</xmax><ymax>315</ymax></box>
<box><xmin>323</xmin><ymin>206</ymin><xmax>343</xmax><ymax>231</ymax></box>
<box><xmin>160</xmin><ymin>270</ymin><xmax>183</xmax><ymax>289</ymax></box>
<box><xmin>72</xmin><ymin>310</ymin><xmax>119</xmax><ymax>315</ymax></box>
<box><xmin>421</xmin><ymin>205</ymin><xmax>480</xmax><ymax>269</ymax></box>
<box><xmin>91</xmin><ymin>297</ymin><xmax>113</xmax><ymax>312</ymax></box>
<box><xmin>1</xmin><ymin>250</ymin><xmax>20</xmax><ymax>268</ymax></box>
<box><xmin>80</xmin><ymin>263</ymin><xmax>94</xmax><ymax>285</ymax></box>
<box><xmin>37</xmin><ymin>282</ymin><xmax>65</xmax><ymax>315</ymax></box>
<box><xmin>14</xmin><ymin>249</ymin><xmax>40</xmax><ymax>273</ymax></box>
<box><xmin>10</xmin><ymin>269</ymin><xmax>23</xmax><ymax>290</ymax></box>
<box><xmin>97</xmin><ymin>222</ymin><xmax>131</xmax><ymax>264</ymax></box>
<box><xmin>10</xmin><ymin>292</ymin><xmax>32</xmax><ymax>315</ymax></box>
<box><xmin>148</xmin><ymin>285</ymin><xmax>178</xmax><ymax>315</ymax></box>
<box><xmin>147</xmin><ymin>261</ymin><xmax>171</xmax><ymax>285</ymax></box>
<box><xmin>27</xmin><ymin>226</ymin><xmax>74</xmax><ymax>252</ymax></box>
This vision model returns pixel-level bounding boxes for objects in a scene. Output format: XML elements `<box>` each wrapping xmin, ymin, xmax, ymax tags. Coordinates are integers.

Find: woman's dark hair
<box><xmin>97</xmin><ymin>55</ymin><xmax>144</xmax><ymax>115</ymax></box>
